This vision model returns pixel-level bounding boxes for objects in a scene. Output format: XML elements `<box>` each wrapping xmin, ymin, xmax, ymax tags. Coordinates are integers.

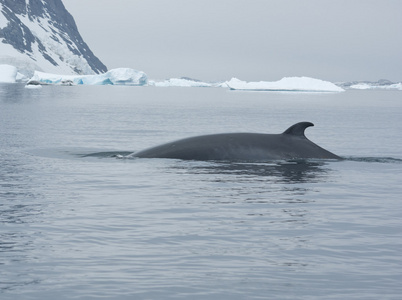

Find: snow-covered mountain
<box><xmin>0</xmin><ymin>0</ymin><xmax>107</xmax><ymax>77</ymax></box>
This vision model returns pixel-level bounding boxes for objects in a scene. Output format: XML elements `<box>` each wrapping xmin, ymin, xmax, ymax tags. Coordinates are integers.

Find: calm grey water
<box><xmin>1</xmin><ymin>83</ymin><xmax>401</xmax><ymax>299</ymax></box>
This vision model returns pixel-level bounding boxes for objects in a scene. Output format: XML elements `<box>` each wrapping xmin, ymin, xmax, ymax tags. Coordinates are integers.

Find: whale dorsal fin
<box><xmin>282</xmin><ymin>122</ymin><xmax>314</xmax><ymax>137</ymax></box>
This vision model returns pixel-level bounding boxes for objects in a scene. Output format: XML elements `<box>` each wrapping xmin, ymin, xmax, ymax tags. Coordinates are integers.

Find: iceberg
<box><xmin>0</xmin><ymin>64</ymin><xmax>18</xmax><ymax>83</ymax></box>
<box><xmin>349</xmin><ymin>83</ymin><xmax>402</xmax><ymax>90</ymax></box>
<box><xmin>225</xmin><ymin>77</ymin><xmax>344</xmax><ymax>92</ymax></box>
<box><xmin>27</xmin><ymin>68</ymin><xmax>148</xmax><ymax>86</ymax></box>
<box><xmin>337</xmin><ymin>79</ymin><xmax>402</xmax><ymax>90</ymax></box>
<box><xmin>150</xmin><ymin>77</ymin><xmax>213</xmax><ymax>87</ymax></box>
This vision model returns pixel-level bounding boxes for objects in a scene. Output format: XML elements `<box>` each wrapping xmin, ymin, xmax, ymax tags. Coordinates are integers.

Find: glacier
<box><xmin>225</xmin><ymin>77</ymin><xmax>345</xmax><ymax>92</ymax></box>
<box><xmin>0</xmin><ymin>64</ymin><xmax>17</xmax><ymax>83</ymax></box>
<box><xmin>27</xmin><ymin>68</ymin><xmax>148</xmax><ymax>86</ymax></box>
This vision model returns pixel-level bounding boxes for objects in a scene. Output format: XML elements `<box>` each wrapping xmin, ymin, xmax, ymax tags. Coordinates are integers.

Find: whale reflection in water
<box><xmin>172</xmin><ymin>159</ymin><xmax>332</xmax><ymax>184</ymax></box>
<box><xmin>82</xmin><ymin>152</ymin><xmax>332</xmax><ymax>184</ymax></box>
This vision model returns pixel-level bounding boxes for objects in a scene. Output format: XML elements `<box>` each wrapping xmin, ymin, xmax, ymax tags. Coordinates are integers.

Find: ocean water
<box><xmin>1</xmin><ymin>83</ymin><xmax>401</xmax><ymax>299</ymax></box>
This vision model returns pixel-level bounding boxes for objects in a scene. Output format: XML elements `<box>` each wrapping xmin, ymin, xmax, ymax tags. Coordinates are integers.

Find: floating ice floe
<box><xmin>150</xmin><ymin>77</ymin><xmax>213</xmax><ymax>87</ymax></box>
<box><xmin>27</xmin><ymin>68</ymin><xmax>148</xmax><ymax>86</ymax></box>
<box><xmin>349</xmin><ymin>83</ymin><xmax>402</xmax><ymax>90</ymax></box>
<box><xmin>225</xmin><ymin>77</ymin><xmax>344</xmax><ymax>92</ymax></box>
<box><xmin>24</xmin><ymin>84</ymin><xmax>42</xmax><ymax>89</ymax></box>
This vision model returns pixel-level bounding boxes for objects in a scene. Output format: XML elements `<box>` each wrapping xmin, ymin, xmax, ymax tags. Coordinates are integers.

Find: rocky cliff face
<box><xmin>0</xmin><ymin>0</ymin><xmax>107</xmax><ymax>75</ymax></box>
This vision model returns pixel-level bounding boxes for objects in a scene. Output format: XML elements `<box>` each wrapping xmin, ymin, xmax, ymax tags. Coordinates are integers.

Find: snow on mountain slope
<box><xmin>0</xmin><ymin>0</ymin><xmax>107</xmax><ymax>77</ymax></box>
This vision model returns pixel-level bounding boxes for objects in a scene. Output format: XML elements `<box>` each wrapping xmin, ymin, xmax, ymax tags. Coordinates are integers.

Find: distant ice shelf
<box><xmin>337</xmin><ymin>79</ymin><xmax>402</xmax><ymax>90</ymax></box>
<box><xmin>149</xmin><ymin>78</ymin><xmax>214</xmax><ymax>87</ymax></box>
<box><xmin>27</xmin><ymin>68</ymin><xmax>148</xmax><ymax>86</ymax></box>
<box><xmin>225</xmin><ymin>77</ymin><xmax>345</xmax><ymax>92</ymax></box>
<box><xmin>2</xmin><ymin>65</ymin><xmax>400</xmax><ymax>91</ymax></box>
<box><xmin>349</xmin><ymin>83</ymin><xmax>402</xmax><ymax>90</ymax></box>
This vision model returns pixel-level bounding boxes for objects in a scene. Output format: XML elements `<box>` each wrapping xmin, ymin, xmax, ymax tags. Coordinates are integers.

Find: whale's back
<box><xmin>134</xmin><ymin>125</ymin><xmax>340</xmax><ymax>161</ymax></box>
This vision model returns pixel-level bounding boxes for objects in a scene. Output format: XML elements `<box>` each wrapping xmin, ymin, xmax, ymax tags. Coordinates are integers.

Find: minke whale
<box><xmin>133</xmin><ymin>122</ymin><xmax>341</xmax><ymax>161</ymax></box>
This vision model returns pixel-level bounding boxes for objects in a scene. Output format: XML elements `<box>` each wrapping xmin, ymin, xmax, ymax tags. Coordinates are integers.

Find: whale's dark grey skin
<box><xmin>133</xmin><ymin>122</ymin><xmax>340</xmax><ymax>161</ymax></box>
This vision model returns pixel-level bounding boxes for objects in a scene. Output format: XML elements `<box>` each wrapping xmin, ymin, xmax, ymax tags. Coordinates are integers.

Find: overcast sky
<box><xmin>64</xmin><ymin>0</ymin><xmax>402</xmax><ymax>82</ymax></box>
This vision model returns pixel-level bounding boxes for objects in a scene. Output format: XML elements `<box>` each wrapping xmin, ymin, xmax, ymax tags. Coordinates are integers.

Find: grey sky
<box><xmin>64</xmin><ymin>0</ymin><xmax>402</xmax><ymax>82</ymax></box>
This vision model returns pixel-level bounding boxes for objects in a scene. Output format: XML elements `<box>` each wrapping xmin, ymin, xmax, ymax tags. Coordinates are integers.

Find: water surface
<box><xmin>1</xmin><ymin>84</ymin><xmax>401</xmax><ymax>299</ymax></box>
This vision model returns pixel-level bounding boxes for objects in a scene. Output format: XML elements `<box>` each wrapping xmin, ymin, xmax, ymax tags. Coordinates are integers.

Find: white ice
<box><xmin>24</xmin><ymin>84</ymin><xmax>42</xmax><ymax>89</ymax></box>
<box><xmin>0</xmin><ymin>64</ymin><xmax>18</xmax><ymax>83</ymax></box>
<box><xmin>349</xmin><ymin>83</ymin><xmax>402</xmax><ymax>90</ymax></box>
<box><xmin>28</xmin><ymin>68</ymin><xmax>148</xmax><ymax>86</ymax></box>
<box><xmin>225</xmin><ymin>77</ymin><xmax>345</xmax><ymax>92</ymax></box>
<box><xmin>150</xmin><ymin>78</ymin><xmax>213</xmax><ymax>87</ymax></box>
